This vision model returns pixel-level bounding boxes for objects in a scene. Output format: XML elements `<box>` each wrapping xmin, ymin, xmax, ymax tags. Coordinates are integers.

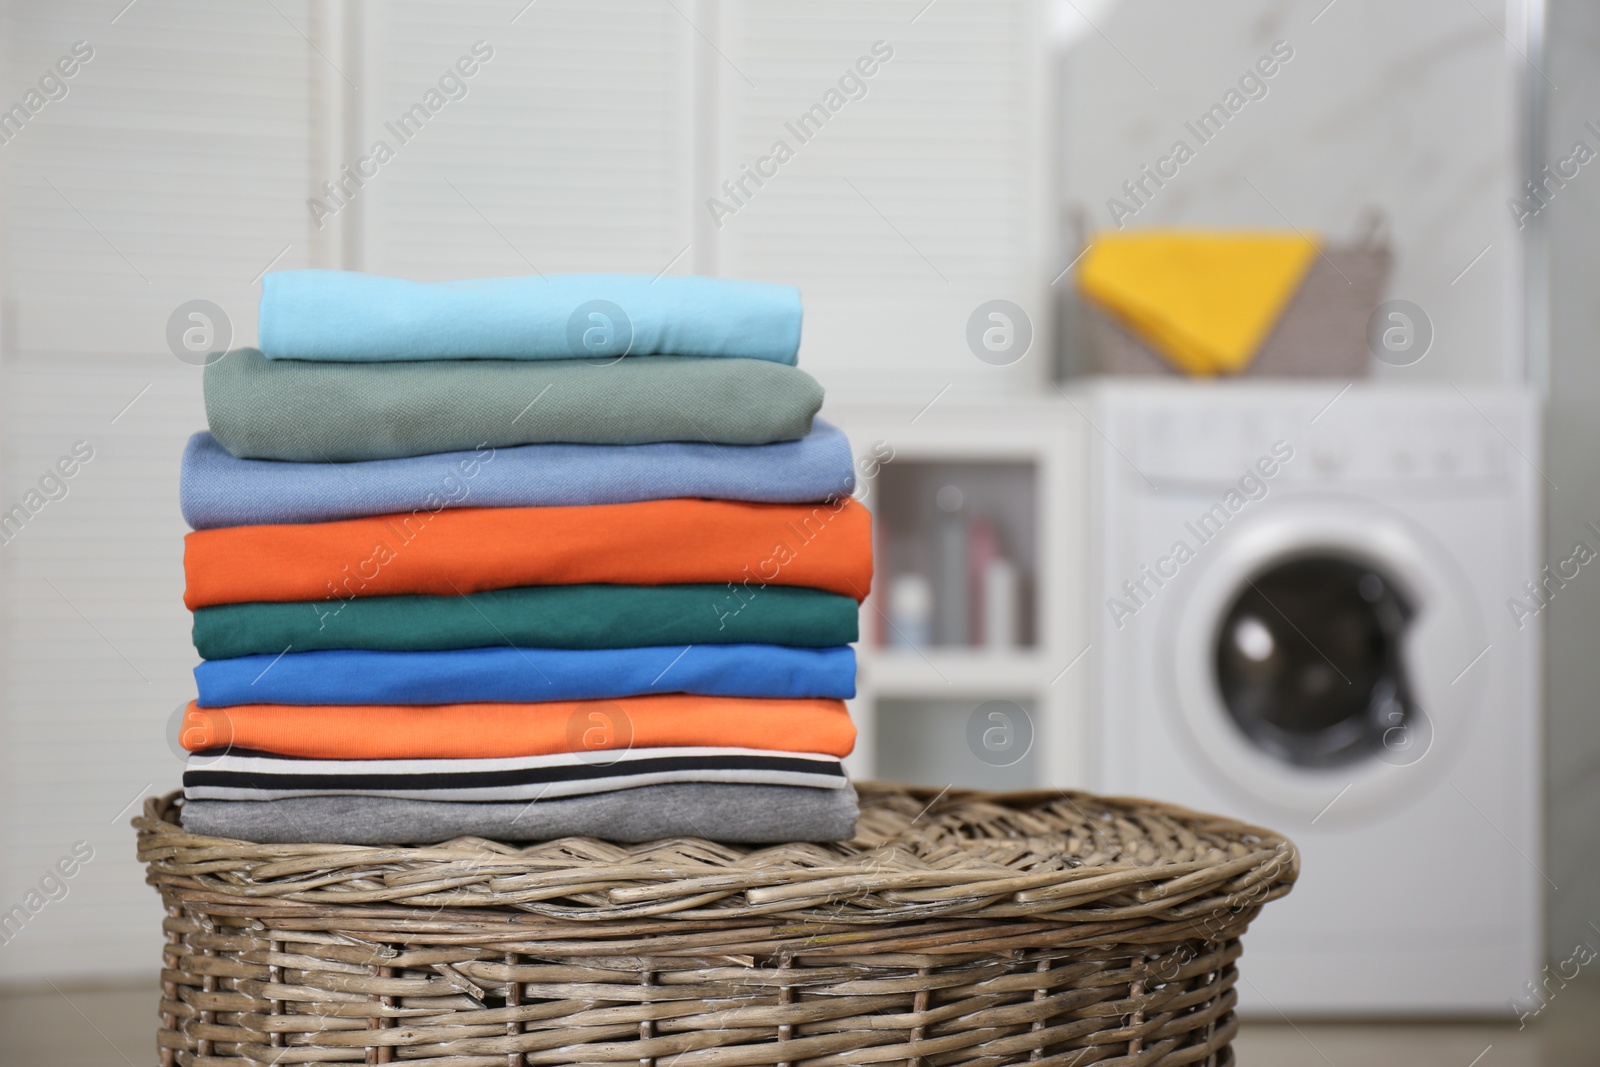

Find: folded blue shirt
<box><xmin>259</xmin><ymin>271</ymin><xmax>802</xmax><ymax>364</ymax></box>
<box><xmin>194</xmin><ymin>645</ymin><xmax>857</xmax><ymax>707</ymax></box>
<box><xmin>180</xmin><ymin>421</ymin><xmax>854</xmax><ymax>529</ymax></box>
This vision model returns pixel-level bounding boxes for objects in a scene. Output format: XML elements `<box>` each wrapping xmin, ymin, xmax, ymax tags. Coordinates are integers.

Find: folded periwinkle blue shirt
<box><xmin>180</xmin><ymin>421</ymin><xmax>854</xmax><ymax>529</ymax></box>
<box><xmin>258</xmin><ymin>271</ymin><xmax>803</xmax><ymax>363</ymax></box>
<box><xmin>194</xmin><ymin>645</ymin><xmax>857</xmax><ymax>707</ymax></box>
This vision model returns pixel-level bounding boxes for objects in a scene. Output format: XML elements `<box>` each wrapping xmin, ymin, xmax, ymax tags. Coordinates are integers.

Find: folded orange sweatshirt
<box><xmin>178</xmin><ymin>694</ymin><xmax>855</xmax><ymax>760</ymax></box>
<box><xmin>183</xmin><ymin>498</ymin><xmax>871</xmax><ymax>609</ymax></box>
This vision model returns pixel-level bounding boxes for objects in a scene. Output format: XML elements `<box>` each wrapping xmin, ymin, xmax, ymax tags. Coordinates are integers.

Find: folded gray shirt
<box><xmin>179</xmin><ymin>782</ymin><xmax>859</xmax><ymax>845</ymax></box>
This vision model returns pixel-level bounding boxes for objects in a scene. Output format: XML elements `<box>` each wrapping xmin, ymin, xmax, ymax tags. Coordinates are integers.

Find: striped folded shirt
<box><xmin>183</xmin><ymin>746</ymin><xmax>848</xmax><ymax>803</ymax></box>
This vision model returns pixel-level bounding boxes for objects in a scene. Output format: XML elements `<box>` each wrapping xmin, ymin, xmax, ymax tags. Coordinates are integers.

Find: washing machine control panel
<box><xmin>1127</xmin><ymin>394</ymin><xmax>1514</xmax><ymax>487</ymax></box>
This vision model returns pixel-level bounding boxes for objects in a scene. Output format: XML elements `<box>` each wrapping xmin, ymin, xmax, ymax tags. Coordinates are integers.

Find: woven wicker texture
<box><xmin>137</xmin><ymin>783</ymin><xmax>1298</xmax><ymax>1067</ymax></box>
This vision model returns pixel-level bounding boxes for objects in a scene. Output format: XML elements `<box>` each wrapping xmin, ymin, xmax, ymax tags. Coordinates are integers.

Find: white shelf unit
<box><xmin>862</xmin><ymin>649</ymin><xmax>1054</xmax><ymax>695</ymax></box>
<box><xmin>824</xmin><ymin>397</ymin><xmax>1089</xmax><ymax>792</ymax></box>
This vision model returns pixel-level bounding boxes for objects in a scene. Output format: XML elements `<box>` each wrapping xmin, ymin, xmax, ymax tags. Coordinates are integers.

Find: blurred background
<box><xmin>1</xmin><ymin>0</ymin><xmax>1597</xmax><ymax>1060</ymax></box>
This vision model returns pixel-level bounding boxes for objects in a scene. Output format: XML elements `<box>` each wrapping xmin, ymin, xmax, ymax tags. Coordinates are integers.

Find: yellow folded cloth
<box><xmin>1079</xmin><ymin>231</ymin><xmax>1320</xmax><ymax>376</ymax></box>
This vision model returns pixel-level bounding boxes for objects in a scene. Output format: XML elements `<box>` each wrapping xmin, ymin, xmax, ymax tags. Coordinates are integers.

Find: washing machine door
<box><xmin>1165</xmin><ymin>498</ymin><xmax>1487</xmax><ymax>821</ymax></box>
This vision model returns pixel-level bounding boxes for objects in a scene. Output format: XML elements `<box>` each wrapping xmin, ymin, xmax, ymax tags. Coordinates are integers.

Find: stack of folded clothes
<box><xmin>176</xmin><ymin>271</ymin><xmax>872</xmax><ymax>845</ymax></box>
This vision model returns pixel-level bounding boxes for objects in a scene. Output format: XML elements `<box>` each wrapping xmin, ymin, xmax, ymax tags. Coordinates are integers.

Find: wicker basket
<box><xmin>1062</xmin><ymin>207</ymin><xmax>1393</xmax><ymax>380</ymax></box>
<box><xmin>1081</xmin><ymin>244</ymin><xmax>1391</xmax><ymax>378</ymax></box>
<box><xmin>137</xmin><ymin>783</ymin><xmax>1298</xmax><ymax>1066</ymax></box>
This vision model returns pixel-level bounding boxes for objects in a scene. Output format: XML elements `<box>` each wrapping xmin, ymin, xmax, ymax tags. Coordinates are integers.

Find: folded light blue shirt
<box><xmin>180</xmin><ymin>421</ymin><xmax>854</xmax><ymax>529</ymax></box>
<box><xmin>194</xmin><ymin>645</ymin><xmax>856</xmax><ymax>706</ymax></box>
<box><xmin>258</xmin><ymin>271</ymin><xmax>803</xmax><ymax>364</ymax></box>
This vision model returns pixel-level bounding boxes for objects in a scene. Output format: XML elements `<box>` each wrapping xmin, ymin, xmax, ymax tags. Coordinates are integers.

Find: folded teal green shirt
<box><xmin>191</xmin><ymin>584</ymin><xmax>859</xmax><ymax>659</ymax></box>
<box><xmin>204</xmin><ymin>348</ymin><xmax>824</xmax><ymax>461</ymax></box>
<box><xmin>259</xmin><ymin>271</ymin><xmax>802</xmax><ymax>364</ymax></box>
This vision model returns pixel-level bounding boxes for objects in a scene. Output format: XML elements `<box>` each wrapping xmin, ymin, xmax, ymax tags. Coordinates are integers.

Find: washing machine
<box><xmin>1082</xmin><ymin>380</ymin><xmax>1541</xmax><ymax>1016</ymax></box>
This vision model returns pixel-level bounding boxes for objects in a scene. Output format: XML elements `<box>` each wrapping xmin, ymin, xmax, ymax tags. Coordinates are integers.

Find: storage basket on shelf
<box><xmin>137</xmin><ymin>781</ymin><xmax>1298</xmax><ymax>1067</ymax></box>
<box><xmin>1063</xmin><ymin>207</ymin><xmax>1392</xmax><ymax>380</ymax></box>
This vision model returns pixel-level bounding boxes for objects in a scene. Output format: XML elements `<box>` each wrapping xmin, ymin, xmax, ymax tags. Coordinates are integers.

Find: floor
<box><xmin>1</xmin><ymin>978</ymin><xmax>1595</xmax><ymax>1065</ymax></box>
<box><xmin>1231</xmin><ymin>980</ymin><xmax>1600</xmax><ymax>1066</ymax></box>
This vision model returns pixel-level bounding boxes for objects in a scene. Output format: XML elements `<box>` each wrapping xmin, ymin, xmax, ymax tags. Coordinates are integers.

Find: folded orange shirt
<box><xmin>178</xmin><ymin>694</ymin><xmax>856</xmax><ymax>761</ymax></box>
<box><xmin>183</xmin><ymin>498</ymin><xmax>871</xmax><ymax>609</ymax></box>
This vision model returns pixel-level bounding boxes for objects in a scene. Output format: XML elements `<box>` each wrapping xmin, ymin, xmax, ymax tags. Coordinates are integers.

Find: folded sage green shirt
<box><xmin>192</xmin><ymin>583</ymin><xmax>860</xmax><ymax>660</ymax></box>
<box><xmin>204</xmin><ymin>348</ymin><xmax>824</xmax><ymax>461</ymax></box>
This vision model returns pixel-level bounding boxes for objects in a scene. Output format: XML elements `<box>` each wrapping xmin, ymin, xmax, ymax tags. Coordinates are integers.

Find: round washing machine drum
<box><xmin>1165</xmin><ymin>500</ymin><xmax>1486</xmax><ymax>820</ymax></box>
<box><xmin>1214</xmin><ymin>556</ymin><xmax>1415</xmax><ymax>770</ymax></box>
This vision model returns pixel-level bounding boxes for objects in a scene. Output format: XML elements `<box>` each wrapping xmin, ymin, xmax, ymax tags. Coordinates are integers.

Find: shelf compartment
<box><xmin>873</xmin><ymin>697</ymin><xmax>1041</xmax><ymax>792</ymax></box>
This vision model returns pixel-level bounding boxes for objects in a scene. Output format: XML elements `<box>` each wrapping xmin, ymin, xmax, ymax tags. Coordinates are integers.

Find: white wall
<box><xmin>0</xmin><ymin>0</ymin><xmax>322</xmax><ymax>983</ymax></box>
<box><xmin>1056</xmin><ymin>0</ymin><xmax>1524</xmax><ymax>384</ymax></box>
<box><xmin>1542</xmin><ymin>0</ymin><xmax>1600</xmax><ymax>966</ymax></box>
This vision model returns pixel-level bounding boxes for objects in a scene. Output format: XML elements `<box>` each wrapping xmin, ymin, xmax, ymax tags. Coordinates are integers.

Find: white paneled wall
<box><xmin>0</xmin><ymin>0</ymin><xmax>319</xmax><ymax>981</ymax></box>
<box><xmin>0</xmin><ymin>0</ymin><xmax>1049</xmax><ymax>982</ymax></box>
<box><xmin>359</xmin><ymin>0</ymin><xmax>696</xmax><ymax>278</ymax></box>
<box><xmin>715</xmin><ymin>0</ymin><xmax>1052</xmax><ymax>395</ymax></box>
<box><xmin>356</xmin><ymin>0</ymin><xmax>1053</xmax><ymax>390</ymax></box>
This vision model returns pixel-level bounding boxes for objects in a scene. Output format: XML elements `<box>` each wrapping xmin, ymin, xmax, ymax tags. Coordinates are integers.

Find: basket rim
<box><xmin>138</xmin><ymin>782</ymin><xmax>1299</xmax><ymax>927</ymax></box>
